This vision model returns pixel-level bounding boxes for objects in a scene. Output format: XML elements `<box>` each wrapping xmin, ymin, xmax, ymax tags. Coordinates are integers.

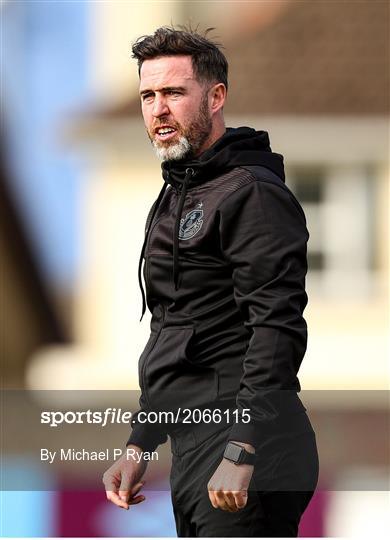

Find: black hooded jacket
<box><xmin>127</xmin><ymin>127</ymin><xmax>310</xmax><ymax>452</ymax></box>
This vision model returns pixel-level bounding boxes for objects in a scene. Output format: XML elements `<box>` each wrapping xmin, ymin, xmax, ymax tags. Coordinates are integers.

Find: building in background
<box><xmin>36</xmin><ymin>0</ymin><xmax>388</xmax><ymax>392</ymax></box>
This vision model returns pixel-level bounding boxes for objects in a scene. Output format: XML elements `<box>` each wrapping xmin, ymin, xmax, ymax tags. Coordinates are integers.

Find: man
<box><xmin>103</xmin><ymin>26</ymin><xmax>319</xmax><ymax>537</ymax></box>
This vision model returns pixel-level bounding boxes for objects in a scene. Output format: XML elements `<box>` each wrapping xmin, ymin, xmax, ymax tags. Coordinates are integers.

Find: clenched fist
<box><xmin>207</xmin><ymin>441</ymin><xmax>255</xmax><ymax>512</ymax></box>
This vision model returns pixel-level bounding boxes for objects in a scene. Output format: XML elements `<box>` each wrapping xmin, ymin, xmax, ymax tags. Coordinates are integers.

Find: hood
<box><xmin>161</xmin><ymin>126</ymin><xmax>285</xmax><ymax>189</ymax></box>
<box><xmin>138</xmin><ymin>127</ymin><xmax>285</xmax><ymax>321</ymax></box>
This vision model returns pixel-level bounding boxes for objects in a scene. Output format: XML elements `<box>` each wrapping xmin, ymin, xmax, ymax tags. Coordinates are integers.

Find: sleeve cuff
<box><xmin>227</xmin><ymin>422</ymin><xmax>257</xmax><ymax>447</ymax></box>
<box><xmin>227</xmin><ymin>391</ymin><xmax>308</xmax><ymax>448</ymax></box>
<box><xmin>126</xmin><ymin>422</ymin><xmax>167</xmax><ymax>453</ymax></box>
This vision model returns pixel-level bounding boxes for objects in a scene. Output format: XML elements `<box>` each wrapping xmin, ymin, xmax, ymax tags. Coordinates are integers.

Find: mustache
<box><xmin>152</xmin><ymin>121</ymin><xmax>181</xmax><ymax>131</ymax></box>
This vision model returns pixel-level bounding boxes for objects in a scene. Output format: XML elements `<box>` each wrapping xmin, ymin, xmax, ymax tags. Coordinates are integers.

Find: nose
<box><xmin>152</xmin><ymin>94</ymin><xmax>169</xmax><ymax>118</ymax></box>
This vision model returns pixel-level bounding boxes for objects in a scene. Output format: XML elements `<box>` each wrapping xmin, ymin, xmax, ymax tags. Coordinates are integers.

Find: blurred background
<box><xmin>1</xmin><ymin>0</ymin><xmax>389</xmax><ymax>537</ymax></box>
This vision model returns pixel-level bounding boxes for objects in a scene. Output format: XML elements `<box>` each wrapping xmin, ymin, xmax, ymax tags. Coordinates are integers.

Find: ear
<box><xmin>209</xmin><ymin>83</ymin><xmax>227</xmax><ymax>114</ymax></box>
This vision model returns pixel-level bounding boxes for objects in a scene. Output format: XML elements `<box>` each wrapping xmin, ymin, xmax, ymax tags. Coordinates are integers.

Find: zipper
<box><xmin>140</xmin><ymin>304</ymin><xmax>166</xmax><ymax>408</ymax></box>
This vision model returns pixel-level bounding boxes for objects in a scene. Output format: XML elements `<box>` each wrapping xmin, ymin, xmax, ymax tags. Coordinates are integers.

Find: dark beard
<box><xmin>149</xmin><ymin>90</ymin><xmax>212</xmax><ymax>162</ymax></box>
<box><xmin>182</xmin><ymin>91</ymin><xmax>212</xmax><ymax>160</ymax></box>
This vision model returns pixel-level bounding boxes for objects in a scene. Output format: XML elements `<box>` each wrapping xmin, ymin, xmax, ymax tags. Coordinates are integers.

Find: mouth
<box><xmin>154</xmin><ymin>126</ymin><xmax>178</xmax><ymax>142</ymax></box>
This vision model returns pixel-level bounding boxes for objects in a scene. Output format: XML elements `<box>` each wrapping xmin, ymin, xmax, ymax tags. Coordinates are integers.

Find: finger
<box><xmin>106</xmin><ymin>490</ymin><xmax>129</xmax><ymax>510</ymax></box>
<box><xmin>129</xmin><ymin>494</ymin><xmax>146</xmax><ymax>505</ymax></box>
<box><xmin>130</xmin><ymin>481</ymin><xmax>145</xmax><ymax>497</ymax></box>
<box><xmin>120</xmin><ymin>479</ymin><xmax>146</xmax><ymax>503</ymax></box>
<box><xmin>214</xmin><ymin>490</ymin><xmax>231</xmax><ymax>512</ymax></box>
<box><xmin>119</xmin><ymin>474</ymin><xmax>132</xmax><ymax>503</ymax></box>
<box><xmin>223</xmin><ymin>490</ymin><xmax>239</xmax><ymax>512</ymax></box>
<box><xmin>118</xmin><ymin>491</ymin><xmax>130</xmax><ymax>503</ymax></box>
<box><xmin>128</xmin><ymin>482</ymin><xmax>146</xmax><ymax>505</ymax></box>
<box><xmin>233</xmin><ymin>490</ymin><xmax>248</xmax><ymax>510</ymax></box>
<box><xmin>208</xmin><ymin>490</ymin><xmax>218</xmax><ymax>509</ymax></box>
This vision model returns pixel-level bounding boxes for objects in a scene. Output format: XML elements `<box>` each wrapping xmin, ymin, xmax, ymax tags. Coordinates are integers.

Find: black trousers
<box><xmin>169</xmin><ymin>412</ymin><xmax>319</xmax><ymax>537</ymax></box>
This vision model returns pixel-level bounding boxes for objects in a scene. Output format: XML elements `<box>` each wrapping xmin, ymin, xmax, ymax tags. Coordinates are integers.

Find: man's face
<box><xmin>139</xmin><ymin>55</ymin><xmax>213</xmax><ymax>161</ymax></box>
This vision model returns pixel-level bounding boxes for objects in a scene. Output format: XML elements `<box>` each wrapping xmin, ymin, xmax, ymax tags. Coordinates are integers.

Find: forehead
<box><xmin>139</xmin><ymin>55</ymin><xmax>196</xmax><ymax>89</ymax></box>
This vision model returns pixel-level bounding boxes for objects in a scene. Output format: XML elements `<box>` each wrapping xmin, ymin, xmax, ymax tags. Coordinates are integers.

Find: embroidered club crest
<box><xmin>179</xmin><ymin>202</ymin><xmax>204</xmax><ymax>240</ymax></box>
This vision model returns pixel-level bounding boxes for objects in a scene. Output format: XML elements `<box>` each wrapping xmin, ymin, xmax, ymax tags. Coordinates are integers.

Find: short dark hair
<box><xmin>131</xmin><ymin>25</ymin><xmax>228</xmax><ymax>90</ymax></box>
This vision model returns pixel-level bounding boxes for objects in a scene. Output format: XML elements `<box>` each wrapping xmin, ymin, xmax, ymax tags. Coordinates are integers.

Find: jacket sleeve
<box><xmin>126</xmin><ymin>351</ymin><xmax>168</xmax><ymax>452</ymax></box>
<box><xmin>126</xmin><ymin>407</ymin><xmax>168</xmax><ymax>453</ymax></box>
<box><xmin>217</xmin><ymin>178</ymin><xmax>310</xmax><ymax>446</ymax></box>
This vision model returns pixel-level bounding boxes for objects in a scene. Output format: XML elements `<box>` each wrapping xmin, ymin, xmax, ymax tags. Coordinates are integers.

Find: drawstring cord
<box><xmin>138</xmin><ymin>182</ymin><xmax>168</xmax><ymax>321</ymax></box>
<box><xmin>173</xmin><ymin>168</ymin><xmax>194</xmax><ymax>291</ymax></box>
<box><xmin>138</xmin><ymin>167</ymin><xmax>194</xmax><ymax>321</ymax></box>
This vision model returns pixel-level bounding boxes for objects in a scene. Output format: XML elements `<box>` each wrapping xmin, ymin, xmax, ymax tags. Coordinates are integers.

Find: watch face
<box><xmin>224</xmin><ymin>443</ymin><xmax>243</xmax><ymax>462</ymax></box>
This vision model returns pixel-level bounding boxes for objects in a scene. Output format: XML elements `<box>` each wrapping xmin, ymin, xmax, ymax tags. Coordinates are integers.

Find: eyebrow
<box><xmin>139</xmin><ymin>86</ymin><xmax>187</xmax><ymax>96</ymax></box>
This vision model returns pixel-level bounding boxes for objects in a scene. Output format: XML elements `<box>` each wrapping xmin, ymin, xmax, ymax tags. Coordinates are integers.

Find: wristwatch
<box><xmin>223</xmin><ymin>442</ymin><xmax>256</xmax><ymax>465</ymax></box>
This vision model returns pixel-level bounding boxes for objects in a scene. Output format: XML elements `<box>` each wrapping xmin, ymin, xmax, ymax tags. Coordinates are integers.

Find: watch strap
<box><xmin>224</xmin><ymin>442</ymin><xmax>256</xmax><ymax>465</ymax></box>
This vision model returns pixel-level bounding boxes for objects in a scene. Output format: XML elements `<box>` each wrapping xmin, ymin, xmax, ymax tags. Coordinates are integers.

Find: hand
<box><xmin>207</xmin><ymin>441</ymin><xmax>255</xmax><ymax>512</ymax></box>
<box><xmin>103</xmin><ymin>445</ymin><xmax>148</xmax><ymax>510</ymax></box>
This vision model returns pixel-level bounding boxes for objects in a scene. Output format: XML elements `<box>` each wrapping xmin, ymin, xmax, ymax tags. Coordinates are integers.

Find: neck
<box><xmin>195</xmin><ymin>120</ymin><xmax>226</xmax><ymax>158</ymax></box>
